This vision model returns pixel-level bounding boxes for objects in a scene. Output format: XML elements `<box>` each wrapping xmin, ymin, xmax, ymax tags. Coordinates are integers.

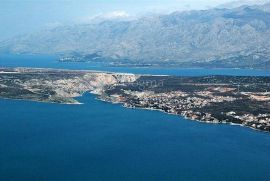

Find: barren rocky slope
<box><xmin>1</xmin><ymin>4</ymin><xmax>270</xmax><ymax>68</ymax></box>
<box><xmin>0</xmin><ymin>68</ymin><xmax>138</xmax><ymax>104</ymax></box>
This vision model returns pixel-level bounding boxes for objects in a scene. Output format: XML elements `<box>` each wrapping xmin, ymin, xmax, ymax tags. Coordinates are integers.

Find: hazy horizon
<box><xmin>0</xmin><ymin>0</ymin><xmax>269</xmax><ymax>40</ymax></box>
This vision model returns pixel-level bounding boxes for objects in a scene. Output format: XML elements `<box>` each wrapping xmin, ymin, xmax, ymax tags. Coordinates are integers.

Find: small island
<box><xmin>0</xmin><ymin>67</ymin><xmax>269</xmax><ymax>132</ymax></box>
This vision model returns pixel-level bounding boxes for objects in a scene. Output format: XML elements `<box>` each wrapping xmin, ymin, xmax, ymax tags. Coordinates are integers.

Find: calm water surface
<box><xmin>1</xmin><ymin>54</ymin><xmax>270</xmax><ymax>76</ymax></box>
<box><xmin>0</xmin><ymin>94</ymin><xmax>270</xmax><ymax>181</ymax></box>
<box><xmin>0</xmin><ymin>54</ymin><xmax>270</xmax><ymax>181</ymax></box>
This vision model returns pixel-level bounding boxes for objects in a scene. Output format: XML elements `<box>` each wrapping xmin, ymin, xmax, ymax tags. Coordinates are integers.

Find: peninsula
<box><xmin>0</xmin><ymin>67</ymin><xmax>269</xmax><ymax>132</ymax></box>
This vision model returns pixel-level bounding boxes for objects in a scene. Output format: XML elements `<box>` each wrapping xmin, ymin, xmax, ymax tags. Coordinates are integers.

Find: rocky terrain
<box><xmin>0</xmin><ymin>68</ymin><xmax>138</xmax><ymax>104</ymax></box>
<box><xmin>0</xmin><ymin>67</ymin><xmax>269</xmax><ymax>132</ymax></box>
<box><xmin>1</xmin><ymin>4</ymin><xmax>270</xmax><ymax>68</ymax></box>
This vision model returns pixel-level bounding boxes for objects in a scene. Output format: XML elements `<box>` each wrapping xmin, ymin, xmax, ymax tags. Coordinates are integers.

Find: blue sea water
<box><xmin>0</xmin><ymin>94</ymin><xmax>270</xmax><ymax>181</ymax></box>
<box><xmin>1</xmin><ymin>54</ymin><xmax>270</xmax><ymax>76</ymax></box>
<box><xmin>0</xmin><ymin>54</ymin><xmax>270</xmax><ymax>181</ymax></box>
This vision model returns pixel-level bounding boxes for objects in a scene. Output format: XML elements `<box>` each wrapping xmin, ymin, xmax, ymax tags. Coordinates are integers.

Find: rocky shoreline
<box><xmin>98</xmin><ymin>94</ymin><xmax>270</xmax><ymax>132</ymax></box>
<box><xmin>96</xmin><ymin>95</ymin><xmax>269</xmax><ymax>133</ymax></box>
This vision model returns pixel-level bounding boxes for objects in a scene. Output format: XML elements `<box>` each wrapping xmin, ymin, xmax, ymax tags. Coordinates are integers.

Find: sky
<box><xmin>0</xmin><ymin>0</ymin><xmax>260</xmax><ymax>40</ymax></box>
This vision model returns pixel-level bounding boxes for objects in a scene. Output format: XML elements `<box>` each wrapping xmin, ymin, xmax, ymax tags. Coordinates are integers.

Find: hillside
<box><xmin>1</xmin><ymin>4</ymin><xmax>270</xmax><ymax>68</ymax></box>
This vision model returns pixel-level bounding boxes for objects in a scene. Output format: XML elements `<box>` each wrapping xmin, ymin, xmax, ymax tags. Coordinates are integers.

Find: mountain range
<box><xmin>217</xmin><ymin>0</ymin><xmax>270</xmax><ymax>9</ymax></box>
<box><xmin>1</xmin><ymin>3</ymin><xmax>270</xmax><ymax>68</ymax></box>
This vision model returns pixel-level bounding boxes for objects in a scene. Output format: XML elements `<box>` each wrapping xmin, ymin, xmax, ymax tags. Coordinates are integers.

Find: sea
<box><xmin>0</xmin><ymin>54</ymin><xmax>270</xmax><ymax>181</ymax></box>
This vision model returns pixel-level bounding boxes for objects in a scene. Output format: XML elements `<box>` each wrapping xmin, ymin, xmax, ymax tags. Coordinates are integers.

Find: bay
<box><xmin>0</xmin><ymin>94</ymin><xmax>269</xmax><ymax>181</ymax></box>
<box><xmin>0</xmin><ymin>54</ymin><xmax>270</xmax><ymax>181</ymax></box>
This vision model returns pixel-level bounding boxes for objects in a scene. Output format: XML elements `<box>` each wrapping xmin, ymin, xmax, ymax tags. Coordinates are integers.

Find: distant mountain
<box><xmin>217</xmin><ymin>0</ymin><xmax>270</xmax><ymax>9</ymax></box>
<box><xmin>79</xmin><ymin>11</ymin><xmax>134</xmax><ymax>24</ymax></box>
<box><xmin>1</xmin><ymin>4</ymin><xmax>270</xmax><ymax>68</ymax></box>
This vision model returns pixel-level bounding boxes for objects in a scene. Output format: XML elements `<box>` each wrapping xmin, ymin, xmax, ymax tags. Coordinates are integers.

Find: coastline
<box><xmin>0</xmin><ymin>96</ymin><xmax>82</xmax><ymax>105</ymax></box>
<box><xmin>96</xmin><ymin>95</ymin><xmax>270</xmax><ymax>133</ymax></box>
<box><xmin>1</xmin><ymin>67</ymin><xmax>269</xmax><ymax>133</ymax></box>
<box><xmin>0</xmin><ymin>89</ymin><xmax>269</xmax><ymax>133</ymax></box>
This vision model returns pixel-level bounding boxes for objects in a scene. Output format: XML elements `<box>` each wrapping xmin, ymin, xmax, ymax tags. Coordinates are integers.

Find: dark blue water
<box><xmin>0</xmin><ymin>54</ymin><xmax>270</xmax><ymax>180</ymax></box>
<box><xmin>0</xmin><ymin>94</ymin><xmax>270</xmax><ymax>181</ymax></box>
<box><xmin>1</xmin><ymin>54</ymin><xmax>270</xmax><ymax>76</ymax></box>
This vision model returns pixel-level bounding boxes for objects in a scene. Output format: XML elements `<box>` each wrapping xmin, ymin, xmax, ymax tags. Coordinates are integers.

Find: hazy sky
<box><xmin>0</xmin><ymin>0</ymin><xmax>253</xmax><ymax>40</ymax></box>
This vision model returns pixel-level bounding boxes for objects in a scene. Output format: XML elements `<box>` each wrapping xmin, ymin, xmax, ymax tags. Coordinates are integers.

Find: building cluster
<box><xmin>226</xmin><ymin>112</ymin><xmax>270</xmax><ymax>131</ymax></box>
<box><xmin>117</xmin><ymin>90</ymin><xmax>270</xmax><ymax>132</ymax></box>
<box><xmin>125</xmin><ymin>90</ymin><xmax>237</xmax><ymax>112</ymax></box>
